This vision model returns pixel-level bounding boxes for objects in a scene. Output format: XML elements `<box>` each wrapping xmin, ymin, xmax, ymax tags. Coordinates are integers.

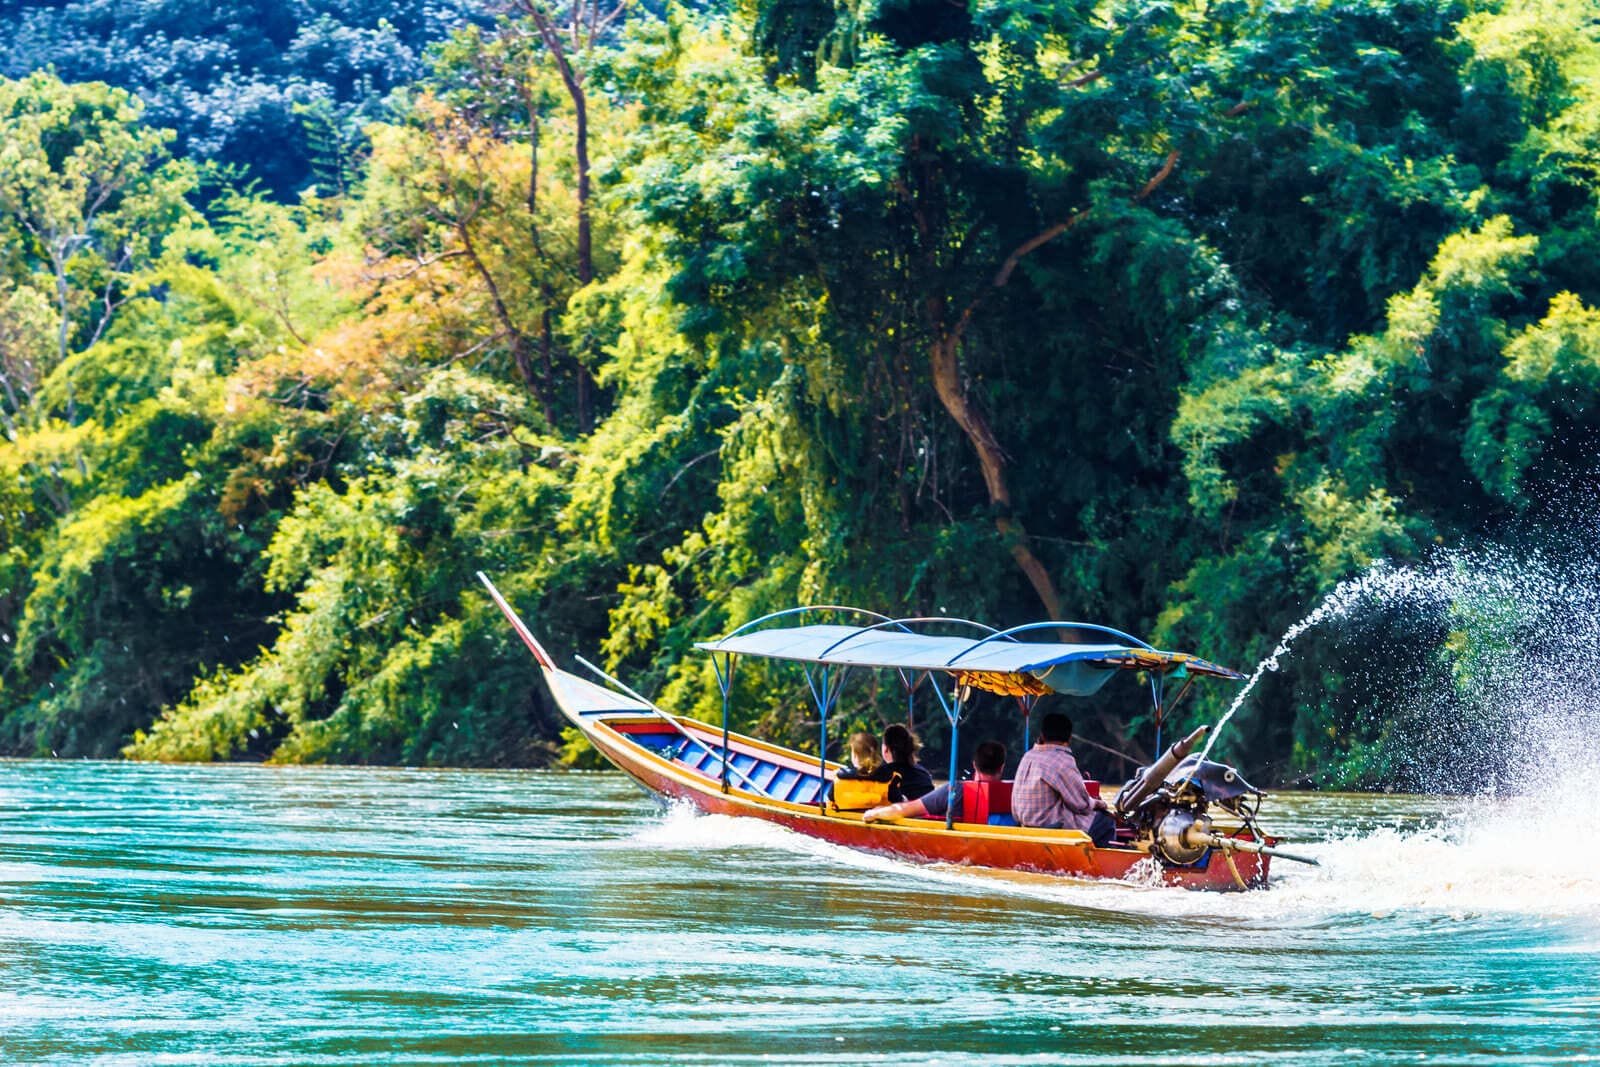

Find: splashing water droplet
<box><xmin>1198</xmin><ymin>527</ymin><xmax>1600</xmax><ymax>794</ymax></box>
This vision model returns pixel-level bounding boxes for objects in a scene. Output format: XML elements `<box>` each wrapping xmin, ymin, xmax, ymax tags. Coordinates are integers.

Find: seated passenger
<box><xmin>862</xmin><ymin>740</ymin><xmax>1006</xmax><ymax>824</ymax></box>
<box><xmin>1014</xmin><ymin>712</ymin><xmax>1115</xmax><ymax>846</ymax></box>
<box><xmin>834</xmin><ymin>731</ymin><xmax>883</xmax><ymax>780</ymax></box>
<box><xmin>877</xmin><ymin>723</ymin><xmax>935</xmax><ymax>802</ymax></box>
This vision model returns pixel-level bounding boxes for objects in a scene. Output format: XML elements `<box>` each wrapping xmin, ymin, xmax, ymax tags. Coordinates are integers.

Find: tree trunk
<box><xmin>527</xmin><ymin>106</ymin><xmax>541</xmax><ymax>233</ymax></box>
<box><xmin>910</xmin><ymin>149</ymin><xmax>1182</xmax><ymax>620</ymax></box>
<box><xmin>458</xmin><ymin>221</ymin><xmax>537</xmax><ymax>391</ymax></box>
<box><xmin>527</xmin><ymin>4</ymin><xmax>596</xmax><ymax>433</ymax></box>
<box><xmin>539</xmin><ymin>307</ymin><xmax>557</xmax><ymax>428</ymax></box>
<box><xmin>48</xmin><ymin>241</ymin><xmax>76</xmax><ymax>425</ymax></box>
<box><xmin>908</xmin><ymin>147</ymin><xmax>1065</xmax><ymax>621</ymax></box>
<box><xmin>927</xmin><ymin>323</ymin><xmax>1063</xmax><ymax>619</ymax></box>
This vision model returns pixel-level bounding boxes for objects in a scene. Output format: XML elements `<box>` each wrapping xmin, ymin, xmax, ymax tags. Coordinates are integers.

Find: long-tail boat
<box><xmin>480</xmin><ymin>574</ymin><xmax>1316</xmax><ymax>891</ymax></box>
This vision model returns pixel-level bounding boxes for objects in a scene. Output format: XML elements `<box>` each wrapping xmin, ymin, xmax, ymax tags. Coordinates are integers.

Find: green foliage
<box><xmin>0</xmin><ymin>1</ymin><xmax>489</xmax><ymax>198</ymax></box>
<box><xmin>1156</xmin><ymin>0</ymin><xmax>1600</xmax><ymax>778</ymax></box>
<box><xmin>125</xmin><ymin>369</ymin><xmax>582</xmax><ymax>764</ymax></box>
<box><xmin>0</xmin><ymin>72</ymin><xmax>195</xmax><ymax>423</ymax></box>
<box><xmin>5</xmin><ymin>0</ymin><xmax>1600</xmax><ymax>786</ymax></box>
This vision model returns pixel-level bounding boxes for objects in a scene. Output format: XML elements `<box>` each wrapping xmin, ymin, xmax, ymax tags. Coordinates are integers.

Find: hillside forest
<box><xmin>3</xmin><ymin>0</ymin><xmax>1600</xmax><ymax>788</ymax></box>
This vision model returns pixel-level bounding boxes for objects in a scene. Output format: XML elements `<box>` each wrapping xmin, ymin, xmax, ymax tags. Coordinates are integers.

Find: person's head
<box><xmin>1037</xmin><ymin>712</ymin><xmax>1073</xmax><ymax>745</ymax></box>
<box><xmin>973</xmin><ymin>740</ymin><xmax>1006</xmax><ymax>779</ymax></box>
<box><xmin>848</xmin><ymin>731</ymin><xmax>881</xmax><ymax>771</ymax></box>
<box><xmin>882</xmin><ymin>723</ymin><xmax>918</xmax><ymax>765</ymax></box>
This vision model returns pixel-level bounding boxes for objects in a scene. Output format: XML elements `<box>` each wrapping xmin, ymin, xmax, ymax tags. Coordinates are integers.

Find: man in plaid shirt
<box><xmin>1013</xmin><ymin>712</ymin><xmax>1116</xmax><ymax>846</ymax></box>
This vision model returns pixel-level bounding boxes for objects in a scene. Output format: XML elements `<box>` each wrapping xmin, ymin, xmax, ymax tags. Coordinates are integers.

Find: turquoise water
<box><xmin>1</xmin><ymin>761</ymin><xmax>1597</xmax><ymax>1065</ymax></box>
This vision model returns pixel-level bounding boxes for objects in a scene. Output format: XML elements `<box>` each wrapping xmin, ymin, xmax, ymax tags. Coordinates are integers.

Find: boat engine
<box><xmin>1113</xmin><ymin>726</ymin><xmax>1286</xmax><ymax>869</ymax></box>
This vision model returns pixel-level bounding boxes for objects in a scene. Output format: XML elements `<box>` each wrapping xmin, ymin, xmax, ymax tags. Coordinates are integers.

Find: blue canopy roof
<box><xmin>694</xmin><ymin>623</ymin><xmax>1242</xmax><ymax>697</ymax></box>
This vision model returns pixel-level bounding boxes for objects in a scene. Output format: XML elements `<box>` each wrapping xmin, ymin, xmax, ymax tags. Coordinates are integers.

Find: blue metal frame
<box><xmin>1152</xmin><ymin>672</ymin><xmax>1196</xmax><ymax>753</ymax></box>
<box><xmin>712</xmin><ymin>652</ymin><xmax>736</xmax><ymax>793</ymax></box>
<box><xmin>713</xmin><ymin>611</ymin><xmax>999</xmax><ymax>796</ymax></box>
<box><xmin>714</xmin><ymin>605</ymin><xmax>901</xmax><ymax>643</ymax></box>
<box><xmin>710</xmin><ymin>606</ymin><xmax>894</xmax><ymax>803</ymax></box>
<box><xmin>895</xmin><ymin>668</ymin><xmax>920</xmax><ymax>728</ymax></box>
<box><xmin>945</xmin><ymin>683</ymin><xmax>968</xmax><ymax>829</ymax></box>
<box><xmin>815</xmin><ymin>616</ymin><xmax>1002</xmax><ymax>659</ymax></box>
<box><xmin>939</xmin><ymin>622</ymin><xmax>1155</xmax><ymax>789</ymax></box>
<box><xmin>891</xmin><ymin>669</ymin><xmax>956</xmax><ymax>730</ymax></box>
<box><xmin>943</xmin><ymin>620</ymin><xmax>1154</xmax><ymax>667</ymax></box>
<box><xmin>696</xmin><ymin>609</ymin><xmax>1224</xmax><ymax>801</ymax></box>
<box><xmin>1151</xmin><ymin>671</ymin><xmax>1164</xmax><ymax>752</ymax></box>
<box><xmin>803</xmin><ymin>663</ymin><xmax>850</xmax><ymax>803</ymax></box>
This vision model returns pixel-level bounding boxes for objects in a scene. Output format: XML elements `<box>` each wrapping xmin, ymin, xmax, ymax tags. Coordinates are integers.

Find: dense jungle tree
<box><xmin>3</xmin><ymin>0</ymin><xmax>1600</xmax><ymax>786</ymax></box>
<box><xmin>0</xmin><ymin>0</ymin><xmax>491</xmax><ymax>197</ymax></box>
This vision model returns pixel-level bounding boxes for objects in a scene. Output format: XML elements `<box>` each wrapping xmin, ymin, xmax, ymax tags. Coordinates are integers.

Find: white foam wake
<box><xmin>1268</xmin><ymin>798</ymin><xmax>1600</xmax><ymax>921</ymax></box>
<box><xmin>627</xmin><ymin>793</ymin><xmax>1600</xmax><ymax>924</ymax></box>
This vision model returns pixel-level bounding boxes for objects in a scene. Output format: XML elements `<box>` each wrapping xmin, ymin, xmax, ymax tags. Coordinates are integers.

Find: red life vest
<box><xmin>959</xmin><ymin>780</ymin><xmax>1014</xmax><ymax>824</ymax></box>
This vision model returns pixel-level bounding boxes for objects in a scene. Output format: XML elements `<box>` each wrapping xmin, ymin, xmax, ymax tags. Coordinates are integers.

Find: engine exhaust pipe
<box><xmin>1114</xmin><ymin>724</ymin><xmax>1209</xmax><ymax>814</ymax></box>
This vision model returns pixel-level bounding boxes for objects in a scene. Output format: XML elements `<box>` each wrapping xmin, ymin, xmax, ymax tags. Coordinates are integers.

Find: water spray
<box><xmin>1193</xmin><ymin>539</ymin><xmax>1600</xmax><ymax>795</ymax></box>
<box><xmin>1194</xmin><ymin>563</ymin><xmax>1422</xmax><ymax>767</ymax></box>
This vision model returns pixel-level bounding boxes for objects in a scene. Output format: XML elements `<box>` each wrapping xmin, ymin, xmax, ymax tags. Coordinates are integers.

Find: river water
<box><xmin>1</xmin><ymin>760</ymin><xmax>1596</xmax><ymax>1065</ymax></box>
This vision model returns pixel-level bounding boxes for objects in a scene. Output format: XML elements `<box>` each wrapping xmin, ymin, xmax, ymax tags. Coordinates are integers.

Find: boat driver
<box><xmin>861</xmin><ymin>740</ymin><xmax>1005</xmax><ymax>824</ymax></box>
<box><xmin>1013</xmin><ymin>712</ymin><xmax>1116</xmax><ymax>846</ymax></box>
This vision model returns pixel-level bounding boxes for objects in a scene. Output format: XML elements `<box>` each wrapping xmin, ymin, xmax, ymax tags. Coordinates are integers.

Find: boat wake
<box><xmin>630</xmin><ymin>785</ymin><xmax>1600</xmax><ymax>924</ymax></box>
<box><xmin>1274</xmin><ymin>813</ymin><xmax>1600</xmax><ymax>922</ymax></box>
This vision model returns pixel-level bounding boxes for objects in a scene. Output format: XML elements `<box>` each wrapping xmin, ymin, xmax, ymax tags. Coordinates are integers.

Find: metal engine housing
<box><xmin>1154</xmin><ymin>809</ymin><xmax>1213</xmax><ymax>865</ymax></box>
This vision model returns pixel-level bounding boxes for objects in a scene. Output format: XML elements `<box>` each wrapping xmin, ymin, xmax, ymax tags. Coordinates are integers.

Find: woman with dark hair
<box><xmin>878</xmin><ymin>723</ymin><xmax>935</xmax><ymax>802</ymax></box>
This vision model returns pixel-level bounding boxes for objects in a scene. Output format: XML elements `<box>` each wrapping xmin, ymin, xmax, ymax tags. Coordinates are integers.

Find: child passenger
<box><xmin>836</xmin><ymin>731</ymin><xmax>882</xmax><ymax>780</ymax></box>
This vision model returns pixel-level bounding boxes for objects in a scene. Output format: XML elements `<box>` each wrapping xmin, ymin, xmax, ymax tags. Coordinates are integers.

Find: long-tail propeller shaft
<box><xmin>1193</xmin><ymin>831</ymin><xmax>1321</xmax><ymax>867</ymax></box>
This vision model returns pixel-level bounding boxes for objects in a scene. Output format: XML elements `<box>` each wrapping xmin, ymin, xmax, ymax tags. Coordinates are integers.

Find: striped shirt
<box><xmin>1012</xmin><ymin>742</ymin><xmax>1095</xmax><ymax>831</ymax></box>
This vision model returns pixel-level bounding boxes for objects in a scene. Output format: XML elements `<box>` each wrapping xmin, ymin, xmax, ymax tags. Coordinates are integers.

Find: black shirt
<box><xmin>880</xmin><ymin>760</ymin><xmax>935</xmax><ymax>803</ymax></box>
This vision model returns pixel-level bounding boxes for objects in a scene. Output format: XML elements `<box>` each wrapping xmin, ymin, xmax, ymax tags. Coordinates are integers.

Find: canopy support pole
<box><xmin>926</xmin><ymin>677</ymin><xmax>956</xmax><ymax>723</ymax></box>
<box><xmin>818</xmin><ymin>669</ymin><xmax>828</xmax><ymax>802</ymax></box>
<box><xmin>1017</xmin><ymin>693</ymin><xmax>1035</xmax><ymax>750</ymax></box>
<box><xmin>712</xmin><ymin>652</ymin><xmax>736</xmax><ymax>793</ymax></box>
<box><xmin>1150</xmin><ymin>672</ymin><xmax>1165</xmax><ymax>752</ymax></box>
<box><xmin>945</xmin><ymin>683</ymin><xmax>968</xmax><ymax>830</ymax></box>
<box><xmin>896</xmin><ymin>668</ymin><xmax>923</xmax><ymax>729</ymax></box>
<box><xmin>804</xmin><ymin>664</ymin><xmax>849</xmax><ymax>806</ymax></box>
<box><xmin>1152</xmin><ymin>671</ymin><xmax>1194</xmax><ymax>754</ymax></box>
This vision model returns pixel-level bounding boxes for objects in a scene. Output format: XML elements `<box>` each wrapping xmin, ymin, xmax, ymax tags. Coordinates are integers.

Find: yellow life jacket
<box><xmin>830</xmin><ymin>776</ymin><xmax>891</xmax><ymax>811</ymax></box>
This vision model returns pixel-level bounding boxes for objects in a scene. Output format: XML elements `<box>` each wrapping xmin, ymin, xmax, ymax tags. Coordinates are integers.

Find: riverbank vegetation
<box><xmin>3</xmin><ymin>0</ymin><xmax>1599</xmax><ymax>786</ymax></box>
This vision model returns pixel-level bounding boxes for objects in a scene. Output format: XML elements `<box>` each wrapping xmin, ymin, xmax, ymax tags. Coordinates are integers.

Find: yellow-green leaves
<box><xmin>0</xmin><ymin>73</ymin><xmax>194</xmax><ymax>380</ymax></box>
<box><xmin>1466</xmin><ymin>291</ymin><xmax>1600</xmax><ymax>499</ymax></box>
<box><xmin>1294</xmin><ymin>478</ymin><xmax>1411</xmax><ymax>587</ymax></box>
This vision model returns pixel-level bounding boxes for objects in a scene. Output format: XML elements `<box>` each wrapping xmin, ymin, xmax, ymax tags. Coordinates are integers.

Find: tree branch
<box><xmin>1134</xmin><ymin>149</ymin><xmax>1180</xmax><ymax>202</ymax></box>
